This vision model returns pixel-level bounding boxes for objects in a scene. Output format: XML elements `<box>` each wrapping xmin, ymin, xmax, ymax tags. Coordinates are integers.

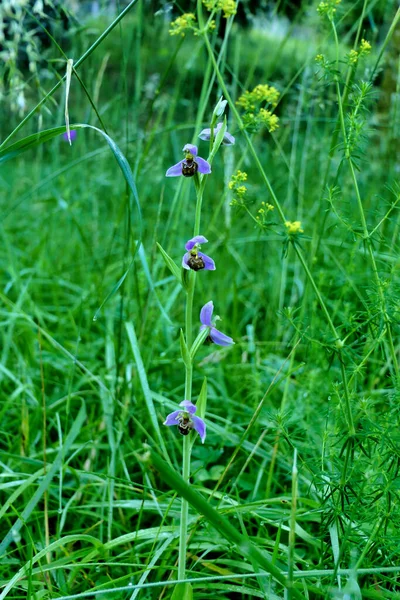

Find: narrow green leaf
<box><xmin>147</xmin><ymin>447</ymin><xmax>306</xmax><ymax>600</ymax></box>
<box><xmin>171</xmin><ymin>582</ymin><xmax>193</xmax><ymax>600</ymax></box>
<box><xmin>0</xmin><ymin>402</ymin><xmax>87</xmax><ymax>556</ymax></box>
<box><xmin>0</xmin><ymin>534</ymin><xmax>102</xmax><ymax>600</ymax></box>
<box><xmin>156</xmin><ymin>242</ymin><xmax>182</xmax><ymax>285</ymax></box>
<box><xmin>180</xmin><ymin>329</ymin><xmax>191</xmax><ymax>367</ymax></box>
<box><xmin>64</xmin><ymin>58</ymin><xmax>74</xmax><ymax>144</ymax></box>
<box><xmin>196</xmin><ymin>377</ymin><xmax>207</xmax><ymax>420</ymax></box>
<box><xmin>139</xmin><ymin>243</ymin><xmax>172</xmax><ymax>324</ymax></box>
<box><xmin>125</xmin><ymin>322</ymin><xmax>170</xmax><ymax>464</ymax></box>
<box><xmin>0</xmin><ymin>123</ymin><xmax>143</xmax><ymax>319</ymax></box>
<box><xmin>208</xmin><ymin>115</ymin><xmax>227</xmax><ymax>163</ymax></box>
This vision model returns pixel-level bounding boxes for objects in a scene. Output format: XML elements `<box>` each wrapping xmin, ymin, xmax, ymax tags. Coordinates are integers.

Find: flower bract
<box><xmin>182</xmin><ymin>235</ymin><xmax>216</xmax><ymax>271</ymax></box>
<box><xmin>164</xmin><ymin>400</ymin><xmax>206</xmax><ymax>443</ymax></box>
<box><xmin>166</xmin><ymin>144</ymin><xmax>211</xmax><ymax>178</ymax></box>
<box><xmin>200</xmin><ymin>301</ymin><xmax>234</xmax><ymax>346</ymax></box>
<box><xmin>198</xmin><ymin>122</ymin><xmax>235</xmax><ymax>146</ymax></box>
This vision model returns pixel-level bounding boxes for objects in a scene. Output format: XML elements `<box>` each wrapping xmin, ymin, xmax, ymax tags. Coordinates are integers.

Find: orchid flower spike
<box><xmin>166</xmin><ymin>144</ymin><xmax>211</xmax><ymax>178</ymax></box>
<box><xmin>164</xmin><ymin>400</ymin><xmax>206</xmax><ymax>443</ymax></box>
<box><xmin>200</xmin><ymin>301</ymin><xmax>234</xmax><ymax>346</ymax></box>
<box><xmin>198</xmin><ymin>122</ymin><xmax>235</xmax><ymax>146</ymax></box>
<box><xmin>182</xmin><ymin>235</ymin><xmax>216</xmax><ymax>272</ymax></box>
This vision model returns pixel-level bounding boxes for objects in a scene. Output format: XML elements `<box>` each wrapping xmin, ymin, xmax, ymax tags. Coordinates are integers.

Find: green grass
<box><xmin>1</xmin><ymin>0</ymin><xmax>400</xmax><ymax>598</ymax></box>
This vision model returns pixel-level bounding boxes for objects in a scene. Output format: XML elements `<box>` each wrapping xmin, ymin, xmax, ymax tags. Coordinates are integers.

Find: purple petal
<box><xmin>200</xmin><ymin>301</ymin><xmax>214</xmax><ymax>327</ymax></box>
<box><xmin>185</xmin><ymin>235</ymin><xmax>208</xmax><ymax>251</ymax></box>
<box><xmin>192</xmin><ymin>416</ymin><xmax>206</xmax><ymax>443</ymax></box>
<box><xmin>182</xmin><ymin>252</ymin><xmax>191</xmax><ymax>270</ymax></box>
<box><xmin>198</xmin><ymin>252</ymin><xmax>215</xmax><ymax>270</ymax></box>
<box><xmin>166</xmin><ymin>160</ymin><xmax>184</xmax><ymax>177</ymax></box>
<box><xmin>210</xmin><ymin>326</ymin><xmax>234</xmax><ymax>347</ymax></box>
<box><xmin>183</xmin><ymin>144</ymin><xmax>198</xmax><ymax>156</ymax></box>
<box><xmin>164</xmin><ymin>410</ymin><xmax>181</xmax><ymax>426</ymax></box>
<box><xmin>196</xmin><ymin>156</ymin><xmax>212</xmax><ymax>175</ymax></box>
<box><xmin>180</xmin><ymin>400</ymin><xmax>197</xmax><ymax>415</ymax></box>
<box><xmin>198</xmin><ymin>127</ymin><xmax>212</xmax><ymax>141</ymax></box>
<box><xmin>222</xmin><ymin>131</ymin><xmax>235</xmax><ymax>145</ymax></box>
<box><xmin>63</xmin><ymin>129</ymin><xmax>77</xmax><ymax>142</ymax></box>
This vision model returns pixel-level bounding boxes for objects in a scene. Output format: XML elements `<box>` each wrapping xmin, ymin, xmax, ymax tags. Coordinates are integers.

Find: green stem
<box><xmin>178</xmin><ymin>435</ymin><xmax>191</xmax><ymax>580</ymax></box>
<box><xmin>331</xmin><ymin>19</ymin><xmax>399</xmax><ymax>380</ymax></box>
<box><xmin>178</xmin><ymin>169</ymin><xmax>205</xmax><ymax>580</ymax></box>
<box><xmin>348</xmin><ymin>160</ymin><xmax>399</xmax><ymax>379</ymax></box>
<box><xmin>201</xmin><ymin>26</ymin><xmax>356</xmax><ymax>433</ymax></box>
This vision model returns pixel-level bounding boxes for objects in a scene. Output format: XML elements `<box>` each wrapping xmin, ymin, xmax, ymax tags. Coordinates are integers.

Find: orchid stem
<box><xmin>178</xmin><ymin>174</ymin><xmax>204</xmax><ymax>580</ymax></box>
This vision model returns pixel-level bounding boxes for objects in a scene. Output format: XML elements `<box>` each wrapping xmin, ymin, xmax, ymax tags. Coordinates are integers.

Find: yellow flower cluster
<box><xmin>169</xmin><ymin>13</ymin><xmax>197</xmax><ymax>36</ymax></box>
<box><xmin>256</xmin><ymin>201</ymin><xmax>274</xmax><ymax>225</ymax></box>
<box><xmin>285</xmin><ymin>221</ymin><xmax>303</xmax><ymax>235</ymax></box>
<box><xmin>347</xmin><ymin>40</ymin><xmax>371</xmax><ymax>66</ymax></box>
<box><xmin>317</xmin><ymin>0</ymin><xmax>341</xmax><ymax>17</ymax></box>
<box><xmin>359</xmin><ymin>38</ymin><xmax>371</xmax><ymax>56</ymax></box>
<box><xmin>348</xmin><ymin>49</ymin><xmax>359</xmax><ymax>64</ymax></box>
<box><xmin>229</xmin><ymin>170</ymin><xmax>248</xmax><ymax>205</ymax></box>
<box><xmin>237</xmin><ymin>84</ymin><xmax>280</xmax><ymax>111</ymax></box>
<box><xmin>236</xmin><ymin>84</ymin><xmax>280</xmax><ymax>133</ymax></box>
<box><xmin>203</xmin><ymin>0</ymin><xmax>236</xmax><ymax>18</ymax></box>
<box><xmin>315</xmin><ymin>54</ymin><xmax>324</xmax><ymax>64</ymax></box>
<box><xmin>258</xmin><ymin>109</ymin><xmax>279</xmax><ymax>132</ymax></box>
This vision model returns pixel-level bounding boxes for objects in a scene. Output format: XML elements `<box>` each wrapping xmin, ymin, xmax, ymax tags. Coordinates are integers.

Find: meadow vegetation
<box><xmin>1</xmin><ymin>0</ymin><xmax>400</xmax><ymax>598</ymax></box>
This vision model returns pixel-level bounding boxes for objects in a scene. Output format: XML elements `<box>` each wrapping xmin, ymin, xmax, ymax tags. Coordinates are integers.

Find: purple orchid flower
<box><xmin>182</xmin><ymin>235</ymin><xmax>216</xmax><ymax>272</ymax></box>
<box><xmin>200</xmin><ymin>301</ymin><xmax>234</xmax><ymax>347</ymax></box>
<box><xmin>166</xmin><ymin>144</ymin><xmax>211</xmax><ymax>178</ymax></box>
<box><xmin>62</xmin><ymin>129</ymin><xmax>77</xmax><ymax>142</ymax></box>
<box><xmin>164</xmin><ymin>400</ymin><xmax>206</xmax><ymax>443</ymax></box>
<box><xmin>198</xmin><ymin>122</ymin><xmax>235</xmax><ymax>146</ymax></box>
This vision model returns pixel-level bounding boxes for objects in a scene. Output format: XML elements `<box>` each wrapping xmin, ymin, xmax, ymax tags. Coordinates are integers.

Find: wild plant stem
<box><xmin>178</xmin><ymin>434</ymin><xmax>191</xmax><ymax>580</ymax></box>
<box><xmin>178</xmin><ymin>174</ymin><xmax>204</xmax><ymax>580</ymax></box>
<box><xmin>201</xmin><ymin>26</ymin><xmax>355</xmax><ymax>433</ymax></box>
<box><xmin>331</xmin><ymin>19</ymin><xmax>399</xmax><ymax>380</ymax></box>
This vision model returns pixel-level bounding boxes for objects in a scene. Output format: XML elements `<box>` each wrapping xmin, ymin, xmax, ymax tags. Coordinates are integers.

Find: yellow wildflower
<box><xmin>169</xmin><ymin>13</ymin><xmax>197</xmax><ymax>36</ymax></box>
<box><xmin>359</xmin><ymin>39</ymin><xmax>371</xmax><ymax>56</ymax></box>
<box><xmin>203</xmin><ymin>0</ymin><xmax>236</xmax><ymax>17</ymax></box>
<box><xmin>285</xmin><ymin>221</ymin><xmax>304</xmax><ymax>235</ymax></box>
<box><xmin>259</xmin><ymin>108</ymin><xmax>279</xmax><ymax>132</ymax></box>
<box><xmin>348</xmin><ymin>49</ymin><xmax>358</xmax><ymax>64</ymax></box>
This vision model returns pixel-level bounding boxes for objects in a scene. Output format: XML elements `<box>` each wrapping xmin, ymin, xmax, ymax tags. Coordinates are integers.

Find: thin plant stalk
<box><xmin>331</xmin><ymin>18</ymin><xmax>399</xmax><ymax>380</ymax></box>
<box><xmin>178</xmin><ymin>172</ymin><xmax>206</xmax><ymax>579</ymax></box>
<box><xmin>199</xmin><ymin>22</ymin><xmax>355</xmax><ymax>434</ymax></box>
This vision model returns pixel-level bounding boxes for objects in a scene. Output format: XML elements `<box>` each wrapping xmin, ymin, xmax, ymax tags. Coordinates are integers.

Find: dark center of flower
<box><xmin>182</xmin><ymin>156</ymin><xmax>198</xmax><ymax>178</ymax></box>
<box><xmin>177</xmin><ymin>413</ymin><xmax>192</xmax><ymax>436</ymax></box>
<box><xmin>187</xmin><ymin>251</ymin><xmax>205</xmax><ymax>271</ymax></box>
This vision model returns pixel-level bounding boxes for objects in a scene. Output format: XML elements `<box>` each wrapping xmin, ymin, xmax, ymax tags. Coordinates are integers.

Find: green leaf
<box><xmin>125</xmin><ymin>322</ymin><xmax>170</xmax><ymax>464</ymax></box>
<box><xmin>180</xmin><ymin>329</ymin><xmax>191</xmax><ymax>367</ymax></box>
<box><xmin>156</xmin><ymin>242</ymin><xmax>183</xmax><ymax>286</ymax></box>
<box><xmin>147</xmin><ymin>447</ymin><xmax>306</xmax><ymax>600</ymax></box>
<box><xmin>197</xmin><ymin>377</ymin><xmax>207</xmax><ymax>419</ymax></box>
<box><xmin>0</xmin><ymin>402</ymin><xmax>87</xmax><ymax>556</ymax></box>
<box><xmin>171</xmin><ymin>582</ymin><xmax>193</xmax><ymax>600</ymax></box>
<box><xmin>208</xmin><ymin>115</ymin><xmax>227</xmax><ymax>163</ymax></box>
<box><xmin>0</xmin><ymin>123</ymin><xmax>143</xmax><ymax>318</ymax></box>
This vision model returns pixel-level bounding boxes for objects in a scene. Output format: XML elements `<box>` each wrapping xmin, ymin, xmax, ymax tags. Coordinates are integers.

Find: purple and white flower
<box><xmin>200</xmin><ymin>301</ymin><xmax>234</xmax><ymax>347</ymax></box>
<box><xmin>166</xmin><ymin>144</ymin><xmax>211</xmax><ymax>178</ymax></box>
<box><xmin>182</xmin><ymin>235</ymin><xmax>216</xmax><ymax>272</ymax></box>
<box><xmin>198</xmin><ymin>122</ymin><xmax>235</xmax><ymax>146</ymax></box>
<box><xmin>164</xmin><ymin>400</ymin><xmax>206</xmax><ymax>443</ymax></box>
